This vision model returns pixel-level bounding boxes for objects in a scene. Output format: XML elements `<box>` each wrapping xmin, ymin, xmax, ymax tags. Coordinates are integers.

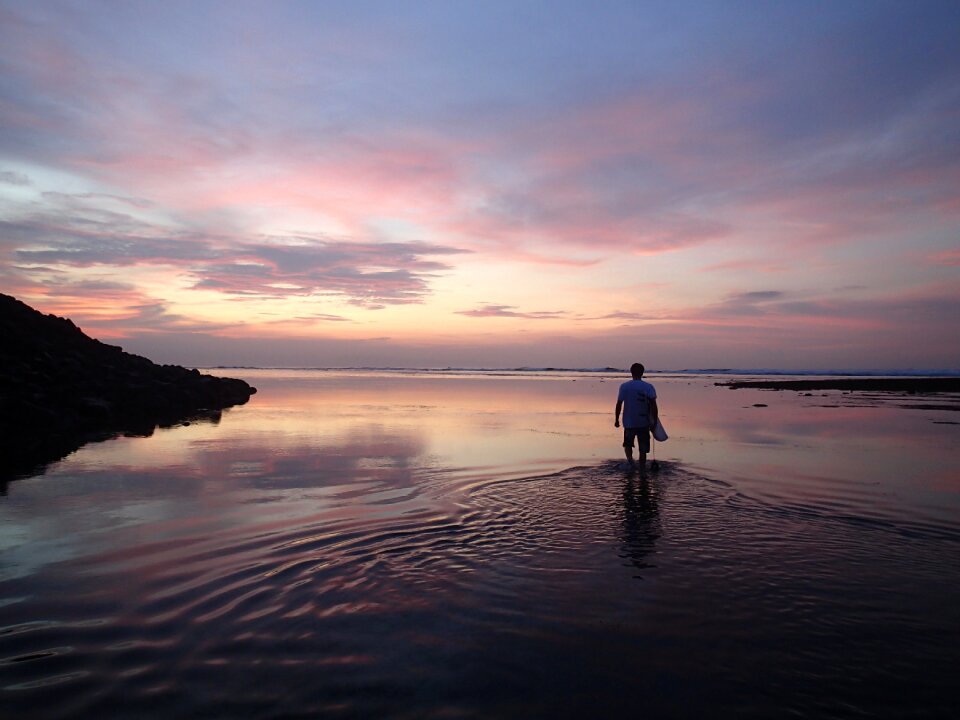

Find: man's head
<box><xmin>630</xmin><ymin>362</ymin><xmax>645</xmax><ymax>379</ymax></box>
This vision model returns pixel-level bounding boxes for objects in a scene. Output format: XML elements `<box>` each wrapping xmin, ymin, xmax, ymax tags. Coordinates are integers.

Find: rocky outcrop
<box><xmin>717</xmin><ymin>377</ymin><xmax>960</xmax><ymax>393</ymax></box>
<box><xmin>0</xmin><ymin>293</ymin><xmax>256</xmax><ymax>482</ymax></box>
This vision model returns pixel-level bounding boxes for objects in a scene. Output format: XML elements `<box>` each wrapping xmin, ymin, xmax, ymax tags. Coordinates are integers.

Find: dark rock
<box><xmin>716</xmin><ymin>377</ymin><xmax>960</xmax><ymax>393</ymax></box>
<box><xmin>0</xmin><ymin>293</ymin><xmax>256</xmax><ymax>483</ymax></box>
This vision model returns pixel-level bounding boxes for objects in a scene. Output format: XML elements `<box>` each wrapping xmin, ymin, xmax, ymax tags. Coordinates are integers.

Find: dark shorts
<box><xmin>623</xmin><ymin>427</ymin><xmax>651</xmax><ymax>453</ymax></box>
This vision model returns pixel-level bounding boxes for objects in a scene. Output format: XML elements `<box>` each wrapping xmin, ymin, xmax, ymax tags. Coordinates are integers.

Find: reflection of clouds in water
<box><xmin>721</xmin><ymin>426</ymin><xmax>790</xmax><ymax>446</ymax></box>
<box><xmin>195</xmin><ymin>426</ymin><xmax>430</xmax><ymax>491</ymax></box>
<box><xmin>7</xmin><ymin>373</ymin><xmax>959</xmax><ymax>593</ymax></box>
<box><xmin>701</xmin><ymin>406</ymin><xmax>878</xmax><ymax>444</ymax></box>
<box><xmin>924</xmin><ymin>467</ymin><xmax>960</xmax><ymax>493</ymax></box>
<box><xmin>0</xmin><ymin>425</ymin><xmax>432</xmax><ymax>579</ymax></box>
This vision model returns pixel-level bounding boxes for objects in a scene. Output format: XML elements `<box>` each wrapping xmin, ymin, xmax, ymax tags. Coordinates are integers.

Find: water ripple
<box><xmin>2</xmin><ymin>461</ymin><xmax>958</xmax><ymax>718</ymax></box>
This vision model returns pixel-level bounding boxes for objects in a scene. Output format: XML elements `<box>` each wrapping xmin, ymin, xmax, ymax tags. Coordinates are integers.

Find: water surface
<box><xmin>2</xmin><ymin>370</ymin><xmax>958</xmax><ymax>718</ymax></box>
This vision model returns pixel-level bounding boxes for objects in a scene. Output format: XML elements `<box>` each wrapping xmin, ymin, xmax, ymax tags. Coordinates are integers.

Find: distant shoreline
<box><xmin>717</xmin><ymin>377</ymin><xmax>960</xmax><ymax>393</ymax></box>
<box><xmin>207</xmin><ymin>366</ymin><xmax>960</xmax><ymax>378</ymax></box>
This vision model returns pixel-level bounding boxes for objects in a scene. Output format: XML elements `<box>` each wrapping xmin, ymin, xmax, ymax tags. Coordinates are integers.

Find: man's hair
<box><xmin>630</xmin><ymin>362</ymin><xmax>645</xmax><ymax>378</ymax></box>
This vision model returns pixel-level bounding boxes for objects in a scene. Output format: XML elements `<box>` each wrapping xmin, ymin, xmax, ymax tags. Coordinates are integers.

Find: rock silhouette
<box><xmin>1</xmin><ymin>293</ymin><xmax>256</xmax><ymax>483</ymax></box>
<box><xmin>718</xmin><ymin>377</ymin><xmax>960</xmax><ymax>392</ymax></box>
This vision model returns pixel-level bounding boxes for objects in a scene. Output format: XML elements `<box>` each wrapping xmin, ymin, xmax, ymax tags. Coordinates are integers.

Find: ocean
<box><xmin>1</xmin><ymin>369</ymin><xmax>958</xmax><ymax>718</ymax></box>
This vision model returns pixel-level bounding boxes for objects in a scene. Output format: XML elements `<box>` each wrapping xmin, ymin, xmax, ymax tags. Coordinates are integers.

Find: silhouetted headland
<box><xmin>0</xmin><ymin>293</ymin><xmax>256</xmax><ymax>481</ymax></box>
<box><xmin>717</xmin><ymin>377</ymin><xmax>960</xmax><ymax>393</ymax></box>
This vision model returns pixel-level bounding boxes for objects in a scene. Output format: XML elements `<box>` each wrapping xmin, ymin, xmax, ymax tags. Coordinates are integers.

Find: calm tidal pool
<box><xmin>2</xmin><ymin>370</ymin><xmax>959</xmax><ymax>718</ymax></box>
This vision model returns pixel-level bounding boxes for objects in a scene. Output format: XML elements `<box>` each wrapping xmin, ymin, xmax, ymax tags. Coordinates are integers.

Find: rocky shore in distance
<box><xmin>1</xmin><ymin>293</ymin><xmax>256</xmax><ymax>482</ymax></box>
<box><xmin>717</xmin><ymin>377</ymin><xmax>960</xmax><ymax>393</ymax></box>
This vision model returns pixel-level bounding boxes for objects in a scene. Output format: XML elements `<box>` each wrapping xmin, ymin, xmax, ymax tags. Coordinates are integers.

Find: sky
<box><xmin>1</xmin><ymin>0</ymin><xmax>958</xmax><ymax>370</ymax></box>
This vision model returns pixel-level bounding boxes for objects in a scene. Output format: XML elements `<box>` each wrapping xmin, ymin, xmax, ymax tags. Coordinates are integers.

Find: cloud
<box><xmin>668</xmin><ymin>286</ymin><xmax>960</xmax><ymax>346</ymax></box>
<box><xmin>675</xmin><ymin>290</ymin><xmax>790</xmax><ymax>319</ymax></box>
<box><xmin>117</xmin><ymin>285</ymin><xmax>960</xmax><ymax>370</ymax></box>
<box><xmin>41</xmin><ymin>191</ymin><xmax>154</xmax><ymax>209</ymax></box>
<box><xmin>5</xmin><ymin>192</ymin><xmax>468</xmax><ymax>308</ymax></box>
<box><xmin>931</xmin><ymin>249</ymin><xmax>960</xmax><ymax>266</ymax></box>
<box><xmin>0</xmin><ymin>170</ymin><xmax>31</xmax><ymax>186</ymax></box>
<box><xmin>90</xmin><ymin>301</ymin><xmax>199</xmax><ymax>332</ymax></box>
<box><xmin>730</xmin><ymin>291</ymin><xmax>784</xmax><ymax>303</ymax></box>
<box><xmin>596</xmin><ymin>311</ymin><xmax>653</xmax><ymax>321</ymax></box>
<box><xmin>9</xmin><ymin>223</ymin><xmax>221</xmax><ymax>265</ymax></box>
<box><xmin>9</xmin><ymin>278</ymin><xmax>240</xmax><ymax>338</ymax></box>
<box><xmin>700</xmin><ymin>259</ymin><xmax>788</xmax><ymax>274</ymax></box>
<box><xmin>2</xmin><ymin>2</ymin><xmax>959</xmax><ymax>369</ymax></box>
<box><xmin>456</xmin><ymin>304</ymin><xmax>568</xmax><ymax>319</ymax></box>
<box><xmin>192</xmin><ymin>238</ymin><xmax>467</xmax><ymax>307</ymax></box>
<box><xmin>4</xmin><ymin>0</ymin><xmax>956</xmax><ymax>271</ymax></box>
<box><xmin>295</xmin><ymin>313</ymin><xmax>350</xmax><ymax>323</ymax></box>
<box><xmin>434</xmin><ymin>1</ymin><xmax>960</xmax><ymax>259</ymax></box>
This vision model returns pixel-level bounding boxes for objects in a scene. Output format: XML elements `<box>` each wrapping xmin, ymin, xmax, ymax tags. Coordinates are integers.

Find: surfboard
<box><xmin>652</xmin><ymin>418</ymin><xmax>668</xmax><ymax>442</ymax></box>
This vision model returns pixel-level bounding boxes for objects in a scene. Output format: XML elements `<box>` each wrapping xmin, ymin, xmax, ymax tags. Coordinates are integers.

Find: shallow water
<box><xmin>1</xmin><ymin>370</ymin><xmax>959</xmax><ymax>718</ymax></box>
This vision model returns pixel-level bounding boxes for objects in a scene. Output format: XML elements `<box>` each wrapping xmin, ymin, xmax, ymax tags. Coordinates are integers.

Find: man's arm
<box><xmin>614</xmin><ymin>399</ymin><xmax>623</xmax><ymax>427</ymax></box>
<box><xmin>648</xmin><ymin>397</ymin><xmax>659</xmax><ymax>429</ymax></box>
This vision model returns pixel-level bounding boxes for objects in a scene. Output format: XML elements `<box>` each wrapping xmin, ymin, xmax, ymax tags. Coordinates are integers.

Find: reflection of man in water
<box><xmin>621</xmin><ymin>476</ymin><xmax>661</xmax><ymax>577</ymax></box>
<box><xmin>614</xmin><ymin>362</ymin><xmax>659</xmax><ymax>473</ymax></box>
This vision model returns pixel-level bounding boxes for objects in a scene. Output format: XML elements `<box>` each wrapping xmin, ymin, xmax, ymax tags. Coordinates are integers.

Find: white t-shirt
<box><xmin>617</xmin><ymin>379</ymin><xmax>657</xmax><ymax>428</ymax></box>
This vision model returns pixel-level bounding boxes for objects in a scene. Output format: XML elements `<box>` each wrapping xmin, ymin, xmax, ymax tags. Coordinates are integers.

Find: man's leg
<box><xmin>623</xmin><ymin>428</ymin><xmax>635</xmax><ymax>466</ymax></box>
<box><xmin>637</xmin><ymin>429</ymin><xmax>650</xmax><ymax>475</ymax></box>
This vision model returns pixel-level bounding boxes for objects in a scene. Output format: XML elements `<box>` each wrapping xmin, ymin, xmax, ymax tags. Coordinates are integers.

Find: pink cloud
<box><xmin>700</xmin><ymin>258</ymin><xmax>789</xmax><ymax>274</ymax></box>
<box><xmin>931</xmin><ymin>248</ymin><xmax>960</xmax><ymax>266</ymax></box>
<box><xmin>13</xmin><ymin>282</ymin><xmax>237</xmax><ymax>340</ymax></box>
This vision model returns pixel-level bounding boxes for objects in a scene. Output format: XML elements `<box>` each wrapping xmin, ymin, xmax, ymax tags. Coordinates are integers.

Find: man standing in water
<box><xmin>614</xmin><ymin>363</ymin><xmax>659</xmax><ymax>472</ymax></box>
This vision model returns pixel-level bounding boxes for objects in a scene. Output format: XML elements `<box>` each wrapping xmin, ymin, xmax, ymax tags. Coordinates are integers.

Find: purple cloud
<box><xmin>194</xmin><ymin>239</ymin><xmax>467</xmax><ymax>307</ymax></box>
<box><xmin>456</xmin><ymin>304</ymin><xmax>567</xmax><ymax>319</ymax></box>
<box><xmin>597</xmin><ymin>311</ymin><xmax>653</xmax><ymax>321</ymax></box>
<box><xmin>6</xmin><ymin>192</ymin><xmax>468</xmax><ymax>308</ymax></box>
